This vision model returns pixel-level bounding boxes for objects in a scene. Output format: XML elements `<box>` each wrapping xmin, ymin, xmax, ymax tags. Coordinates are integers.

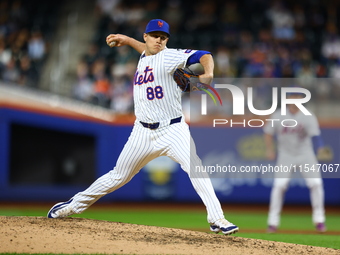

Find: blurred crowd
<box><xmin>72</xmin><ymin>0</ymin><xmax>340</xmax><ymax>114</ymax></box>
<box><xmin>0</xmin><ymin>0</ymin><xmax>61</xmax><ymax>88</ymax></box>
<box><xmin>1</xmin><ymin>0</ymin><xmax>340</xmax><ymax>114</ymax></box>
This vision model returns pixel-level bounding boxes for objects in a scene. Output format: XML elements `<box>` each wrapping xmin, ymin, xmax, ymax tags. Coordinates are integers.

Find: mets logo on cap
<box><xmin>145</xmin><ymin>19</ymin><xmax>170</xmax><ymax>37</ymax></box>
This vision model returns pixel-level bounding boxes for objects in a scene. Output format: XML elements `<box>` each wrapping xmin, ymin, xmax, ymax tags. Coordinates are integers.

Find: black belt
<box><xmin>140</xmin><ymin>116</ymin><xmax>182</xmax><ymax>130</ymax></box>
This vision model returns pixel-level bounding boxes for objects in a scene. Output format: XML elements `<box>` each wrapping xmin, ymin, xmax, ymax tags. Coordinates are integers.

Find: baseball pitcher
<box><xmin>47</xmin><ymin>19</ymin><xmax>239</xmax><ymax>235</ymax></box>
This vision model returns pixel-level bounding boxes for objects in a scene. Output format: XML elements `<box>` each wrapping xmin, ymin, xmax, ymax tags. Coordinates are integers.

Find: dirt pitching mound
<box><xmin>1</xmin><ymin>216</ymin><xmax>338</xmax><ymax>255</ymax></box>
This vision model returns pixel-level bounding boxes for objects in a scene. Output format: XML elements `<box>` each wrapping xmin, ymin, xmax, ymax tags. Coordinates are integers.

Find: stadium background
<box><xmin>0</xmin><ymin>0</ymin><xmax>339</xmax><ymax>227</ymax></box>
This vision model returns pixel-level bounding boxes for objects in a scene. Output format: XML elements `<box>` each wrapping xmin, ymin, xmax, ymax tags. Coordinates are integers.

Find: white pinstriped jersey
<box><xmin>133</xmin><ymin>48</ymin><xmax>197</xmax><ymax>123</ymax></box>
<box><xmin>263</xmin><ymin>109</ymin><xmax>320</xmax><ymax>156</ymax></box>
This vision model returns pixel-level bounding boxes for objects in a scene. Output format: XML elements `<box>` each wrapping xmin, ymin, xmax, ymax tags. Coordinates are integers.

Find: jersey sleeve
<box><xmin>306</xmin><ymin>114</ymin><xmax>321</xmax><ymax>136</ymax></box>
<box><xmin>164</xmin><ymin>48</ymin><xmax>197</xmax><ymax>73</ymax></box>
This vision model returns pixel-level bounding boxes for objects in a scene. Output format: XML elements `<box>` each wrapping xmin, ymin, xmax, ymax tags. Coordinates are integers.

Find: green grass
<box><xmin>1</xmin><ymin>206</ymin><xmax>340</xmax><ymax>250</ymax></box>
<box><xmin>237</xmin><ymin>233</ymin><xmax>340</xmax><ymax>249</ymax></box>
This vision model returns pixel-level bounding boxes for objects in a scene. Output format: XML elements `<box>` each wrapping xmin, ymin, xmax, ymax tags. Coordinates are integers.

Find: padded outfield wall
<box><xmin>0</xmin><ymin>103</ymin><xmax>339</xmax><ymax>205</ymax></box>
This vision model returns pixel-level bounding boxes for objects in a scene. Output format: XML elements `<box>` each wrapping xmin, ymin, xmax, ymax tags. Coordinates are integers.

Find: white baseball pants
<box><xmin>70</xmin><ymin>120</ymin><xmax>225</xmax><ymax>223</ymax></box>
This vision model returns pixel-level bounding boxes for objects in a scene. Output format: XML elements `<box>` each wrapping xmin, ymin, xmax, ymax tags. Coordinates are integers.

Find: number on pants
<box><xmin>146</xmin><ymin>86</ymin><xmax>163</xmax><ymax>100</ymax></box>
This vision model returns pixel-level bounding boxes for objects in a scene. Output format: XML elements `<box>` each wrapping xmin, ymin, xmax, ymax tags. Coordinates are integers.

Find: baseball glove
<box><xmin>173</xmin><ymin>67</ymin><xmax>223</xmax><ymax>105</ymax></box>
<box><xmin>173</xmin><ymin>67</ymin><xmax>201</xmax><ymax>92</ymax></box>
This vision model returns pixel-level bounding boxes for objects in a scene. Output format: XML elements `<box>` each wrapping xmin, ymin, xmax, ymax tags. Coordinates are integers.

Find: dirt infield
<box><xmin>1</xmin><ymin>216</ymin><xmax>339</xmax><ymax>255</ymax></box>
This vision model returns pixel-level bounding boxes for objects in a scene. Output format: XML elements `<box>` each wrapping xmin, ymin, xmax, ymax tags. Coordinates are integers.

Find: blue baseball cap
<box><xmin>145</xmin><ymin>19</ymin><xmax>170</xmax><ymax>37</ymax></box>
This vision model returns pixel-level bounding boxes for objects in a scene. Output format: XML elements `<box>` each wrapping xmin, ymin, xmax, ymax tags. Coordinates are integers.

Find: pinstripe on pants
<box><xmin>71</xmin><ymin>120</ymin><xmax>224</xmax><ymax>223</ymax></box>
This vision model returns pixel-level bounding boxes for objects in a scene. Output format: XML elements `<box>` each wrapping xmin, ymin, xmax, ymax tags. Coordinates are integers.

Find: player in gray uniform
<box><xmin>47</xmin><ymin>19</ymin><xmax>239</xmax><ymax>235</ymax></box>
<box><xmin>264</xmin><ymin>92</ymin><xmax>326</xmax><ymax>233</ymax></box>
